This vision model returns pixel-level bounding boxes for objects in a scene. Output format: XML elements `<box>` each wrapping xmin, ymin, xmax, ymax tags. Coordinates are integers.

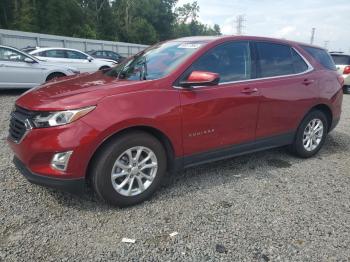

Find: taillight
<box><xmin>343</xmin><ymin>66</ymin><xmax>350</xmax><ymax>74</ymax></box>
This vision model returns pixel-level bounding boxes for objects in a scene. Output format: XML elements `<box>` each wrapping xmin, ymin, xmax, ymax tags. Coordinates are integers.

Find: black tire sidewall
<box><xmin>292</xmin><ymin>110</ymin><xmax>328</xmax><ymax>158</ymax></box>
<box><xmin>92</xmin><ymin>131</ymin><xmax>167</xmax><ymax>207</ymax></box>
<box><xmin>46</xmin><ymin>73</ymin><xmax>65</xmax><ymax>82</ymax></box>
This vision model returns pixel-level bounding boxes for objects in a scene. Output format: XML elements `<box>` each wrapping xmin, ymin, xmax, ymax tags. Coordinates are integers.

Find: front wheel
<box><xmin>46</xmin><ymin>72</ymin><xmax>66</xmax><ymax>82</ymax></box>
<box><xmin>90</xmin><ymin>131</ymin><xmax>167</xmax><ymax>207</ymax></box>
<box><xmin>289</xmin><ymin>110</ymin><xmax>328</xmax><ymax>158</ymax></box>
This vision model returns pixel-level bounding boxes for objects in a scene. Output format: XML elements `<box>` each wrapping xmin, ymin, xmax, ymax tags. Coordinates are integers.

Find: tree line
<box><xmin>0</xmin><ymin>0</ymin><xmax>221</xmax><ymax>45</ymax></box>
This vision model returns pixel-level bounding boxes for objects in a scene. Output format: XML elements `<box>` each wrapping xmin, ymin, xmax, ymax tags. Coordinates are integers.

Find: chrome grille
<box><xmin>8</xmin><ymin>106</ymin><xmax>34</xmax><ymax>143</ymax></box>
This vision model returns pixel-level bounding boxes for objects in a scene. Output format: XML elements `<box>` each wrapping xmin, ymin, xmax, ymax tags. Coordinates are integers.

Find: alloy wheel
<box><xmin>302</xmin><ymin>118</ymin><xmax>324</xmax><ymax>152</ymax></box>
<box><xmin>110</xmin><ymin>146</ymin><xmax>158</xmax><ymax>196</ymax></box>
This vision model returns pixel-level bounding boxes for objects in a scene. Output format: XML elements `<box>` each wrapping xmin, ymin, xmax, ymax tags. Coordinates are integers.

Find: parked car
<box><xmin>8</xmin><ymin>36</ymin><xmax>343</xmax><ymax>207</ymax></box>
<box><xmin>29</xmin><ymin>47</ymin><xmax>116</xmax><ymax>73</ymax></box>
<box><xmin>21</xmin><ymin>46</ymin><xmax>42</xmax><ymax>53</ymax></box>
<box><xmin>87</xmin><ymin>50</ymin><xmax>126</xmax><ymax>63</ymax></box>
<box><xmin>330</xmin><ymin>52</ymin><xmax>350</xmax><ymax>94</ymax></box>
<box><xmin>0</xmin><ymin>45</ymin><xmax>80</xmax><ymax>89</ymax></box>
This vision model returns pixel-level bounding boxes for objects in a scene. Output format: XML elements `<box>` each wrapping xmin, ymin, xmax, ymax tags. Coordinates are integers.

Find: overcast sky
<box><xmin>177</xmin><ymin>0</ymin><xmax>350</xmax><ymax>53</ymax></box>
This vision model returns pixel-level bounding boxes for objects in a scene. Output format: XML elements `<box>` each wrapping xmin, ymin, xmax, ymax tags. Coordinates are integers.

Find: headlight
<box><xmin>32</xmin><ymin>106</ymin><xmax>96</xmax><ymax>128</ymax></box>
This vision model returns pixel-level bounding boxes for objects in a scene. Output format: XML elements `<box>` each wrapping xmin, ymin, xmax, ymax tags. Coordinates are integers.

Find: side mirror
<box><xmin>180</xmin><ymin>71</ymin><xmax>220</xmax><ymax>88</ymax></box>
<box><xmin>24</xmin><ymin>57</ymin><xmax>36</xmax><ymax>63</ymax></box>
<box><xmin>87</xmin><ymin>56</ymin><xmax>93</xmax><ymax>62</ymax></box>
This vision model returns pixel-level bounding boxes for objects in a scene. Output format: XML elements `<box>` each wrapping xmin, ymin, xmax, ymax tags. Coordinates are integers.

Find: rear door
<box><xmin>252</xmin><ymin>41</ymin><xmax>318</xmax><ymax>139</ymax></box>
<box><xmin>178</xmin><ymin>41</ymin><xmax>260</xmax><ymax>156</ymax></box>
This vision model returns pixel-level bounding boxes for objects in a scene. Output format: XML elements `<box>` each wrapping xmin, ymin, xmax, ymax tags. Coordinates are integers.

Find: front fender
<box><xmin>80</xmin><ymin>89</ymin><xmax>183</xmax><ymax>173</ymax></box>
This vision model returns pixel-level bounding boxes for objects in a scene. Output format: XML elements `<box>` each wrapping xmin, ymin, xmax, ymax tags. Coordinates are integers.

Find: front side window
<box><xmin>66</xmin><ymin>50</ymin><xmax>87</xmax><ymax>60</ymax></box>
<box><xmin>256</xmin><ymin>42</ymin><xmax>295</xmax><ymax>77</ymax></box>
<box><xmin>45</xmin><ymin>50</ymin><xmax>66</xmax><ymax>58</ymax></box>
<box><xmin>38</xmin><ymin>51</ymin><xmax>47</xmax><ymax>57</ymax></box>
<box><xmin>0</xmin><ymin>48</ymin><xmax>26</xmax><ymax>62</ymax></box>
<box><xmin>188</xmin><ymin>41</ymin><xmax>251</xmax><ymax>83</ymax></box>
<box><xmin>106</xmin><ymin>41</ymin><xmax>204</xmax><ymax>80</ymax></box>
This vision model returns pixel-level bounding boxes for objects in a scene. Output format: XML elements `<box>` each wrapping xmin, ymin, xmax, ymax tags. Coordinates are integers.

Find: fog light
<box><xmin>51</xmin><ymin>151</ymin><xmax>73</xmax><ymax>171</ymax></box>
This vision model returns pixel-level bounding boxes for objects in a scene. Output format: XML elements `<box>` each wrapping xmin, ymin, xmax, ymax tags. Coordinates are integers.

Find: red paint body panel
<box><xmin>179</xmin><ymin>82</ymin><xmax>259</xmax><ymax>155</ymax></box>
<box><xmin>8</xmin><ymin>35</ymin><xmax>343</xmax><ymax>181</ymax></box>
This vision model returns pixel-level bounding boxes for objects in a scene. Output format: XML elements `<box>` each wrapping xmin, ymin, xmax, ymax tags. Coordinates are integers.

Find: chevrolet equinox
<box><xmin>8</xmin><ymin>36</ymin><xmax>344</xmax><ymax>206</ymax></box>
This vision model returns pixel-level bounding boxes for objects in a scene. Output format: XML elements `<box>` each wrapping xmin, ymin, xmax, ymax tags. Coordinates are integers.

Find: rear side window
<box><xmin>331</xmin><ymin>55</ymin><xmax>350</xmax><ymax>65</ymax></box>
<box><xmin>256</xmin><ymin>42</ymin><xmax>295</xmax><ymax>77</ymax></box>
<box><xmin>189</xmin><ymin>41</ymin><xmax>252</xmax><ymax>83</ymax></box>
<box><xmin>301</xmin><ymin>46</ymin><xmax>336</xmax><ymax>70</ymax></box>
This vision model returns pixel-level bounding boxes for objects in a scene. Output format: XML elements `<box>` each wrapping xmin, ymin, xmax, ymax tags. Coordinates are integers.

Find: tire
<box><xmin>46</xmin><ymin>72</ymin><xmax>66</xmax><ymax>82</ymax></box>
<box><xmin>343</xmin><ymin>85</ymin><xmax>350</xmax><ymax>94</ymax></box>
<box><xmin>91</xmin><ymin>131</ymin><xmax>167</xmax><ymax>207</ymax></box>
<box><xmin>289</xmin><ymin>110</ymin><xmax>328</xmax><ymax>158</ymax></box>
<box><xmin>99</xmin><ymin>66</ymin><xmax>110</xmax><ymax>71</ymax></box>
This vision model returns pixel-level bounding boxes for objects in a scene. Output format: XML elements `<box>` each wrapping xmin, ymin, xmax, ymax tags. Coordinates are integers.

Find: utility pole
<box><xmin>324</xmin><ymin>40</ymin><xmax>330</xmax><ymax>50</ymax></box>
<box><xmin>235</xmin><ymin>15</ymin><xmax>246</xmax><ymax>35</ymax></box>
<box><xmin>310</xmin><ymin>28</ymin><xmax>315</xmax><ymax>44</ymax></box>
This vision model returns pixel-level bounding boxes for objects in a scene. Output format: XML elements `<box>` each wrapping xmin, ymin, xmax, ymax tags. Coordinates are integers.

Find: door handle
<box><xmin>302</xmin><ymin>79</ymin><xmax>314</xmax><ymax>86</ymax></box>
<box><xmin>241</xmin><ymin>87</ymin><xmax>258</xmax><ymax>94</ymax></box>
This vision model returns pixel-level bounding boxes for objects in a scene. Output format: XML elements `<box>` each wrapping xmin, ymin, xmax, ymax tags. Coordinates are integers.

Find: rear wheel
<box><xmin>46</xmin><ymin>72</ymin><xmax>66</xmax><ymax>82</ymax></box>
<box><xmin>99</xmin><ymin>66</ymin><xmax>110</xmax><ymax>71</ymax></box>
<box><xmin>91</xmin><ymin>131</ymin><xmax>167</xmax><ymax>207</ymax></box>
<box><xmin>289</xmin><ymin>110</ymin><xmax>328</xmax><ymax>158</ymax></box>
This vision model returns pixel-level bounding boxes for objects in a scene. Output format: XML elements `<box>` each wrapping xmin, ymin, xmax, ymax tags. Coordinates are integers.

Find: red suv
<box><xmin>8</xmin><ymin>36</ymin><xmax>343</xmax><ymax>206</ymax></box>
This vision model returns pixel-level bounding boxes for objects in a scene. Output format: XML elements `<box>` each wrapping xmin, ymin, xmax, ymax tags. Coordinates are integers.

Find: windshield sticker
<box><xmin>178</xmin><ymin>43</ymin><xmax>202</xmax><ymax>49</ymax></box>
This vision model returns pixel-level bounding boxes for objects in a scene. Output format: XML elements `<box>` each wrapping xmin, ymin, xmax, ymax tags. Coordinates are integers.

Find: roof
<box><xmin>30</xmin><ymin>47</ymin><xmax>87</xmax><ymax>53</ymax></box>
<box><xmin>168</xmin><ymin>35</ymin><xmax>325</xmax><ymax>50</ymax></box>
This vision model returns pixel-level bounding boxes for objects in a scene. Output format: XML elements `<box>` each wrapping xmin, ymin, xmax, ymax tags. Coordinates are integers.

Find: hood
<box><xmin>16</xmin><ymin>71</ymin><xmax>153</xmax><ymax>111</ymax></box>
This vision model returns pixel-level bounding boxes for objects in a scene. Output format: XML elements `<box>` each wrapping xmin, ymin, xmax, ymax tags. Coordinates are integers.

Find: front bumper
<box><xmin>13</xmin><ymin>157</ymin><xmax>86</xmax><ymax>192</ymax></box>
<box><xmin>8</xmin><ymin>118</ymin><xmax>99</xmax><ymax>180</ymax></box>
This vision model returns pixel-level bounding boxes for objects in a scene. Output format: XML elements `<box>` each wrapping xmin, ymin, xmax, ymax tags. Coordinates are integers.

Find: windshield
<box><xmin>105</xmin><ymin>41</ymin><xmax>205</xmax><ymax>80</ymax></box>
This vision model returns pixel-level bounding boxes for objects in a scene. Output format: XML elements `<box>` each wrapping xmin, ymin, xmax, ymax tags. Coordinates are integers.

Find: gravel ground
<box><xmin>0</xmin><ymin>91</ymin><xmax>349</xmax><ymax>261</ymax></box>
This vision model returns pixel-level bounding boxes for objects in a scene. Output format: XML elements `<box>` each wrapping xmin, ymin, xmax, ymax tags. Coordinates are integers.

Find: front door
<box><xmin>178</xmin><ymin>41</ymin><xmax>260</xmax><ymax>157</ymax></box>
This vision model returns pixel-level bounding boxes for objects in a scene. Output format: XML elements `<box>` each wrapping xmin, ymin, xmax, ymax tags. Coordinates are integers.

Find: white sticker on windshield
<box><xmin>178</xmin><ymin>43</ymin><xmax>202</xmax><ymax>49</ymax></box>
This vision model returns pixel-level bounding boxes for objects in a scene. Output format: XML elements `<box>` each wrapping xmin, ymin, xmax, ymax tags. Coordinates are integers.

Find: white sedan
<box><xmin>29</xmin><ymin>47</ymin><xmax>116</xmax><ymax>73</ymax></box>
<box><xmin>0</xmin><ymin>45</ymin><xmax>80</xmax><ymax>89</ymax></box>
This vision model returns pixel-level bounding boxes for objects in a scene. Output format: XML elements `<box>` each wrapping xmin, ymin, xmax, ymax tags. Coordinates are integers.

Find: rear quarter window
<box><xmin>301</xmin><ymin>46</ymin><xmax>336</xmax><ymax>70</ymax></box>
